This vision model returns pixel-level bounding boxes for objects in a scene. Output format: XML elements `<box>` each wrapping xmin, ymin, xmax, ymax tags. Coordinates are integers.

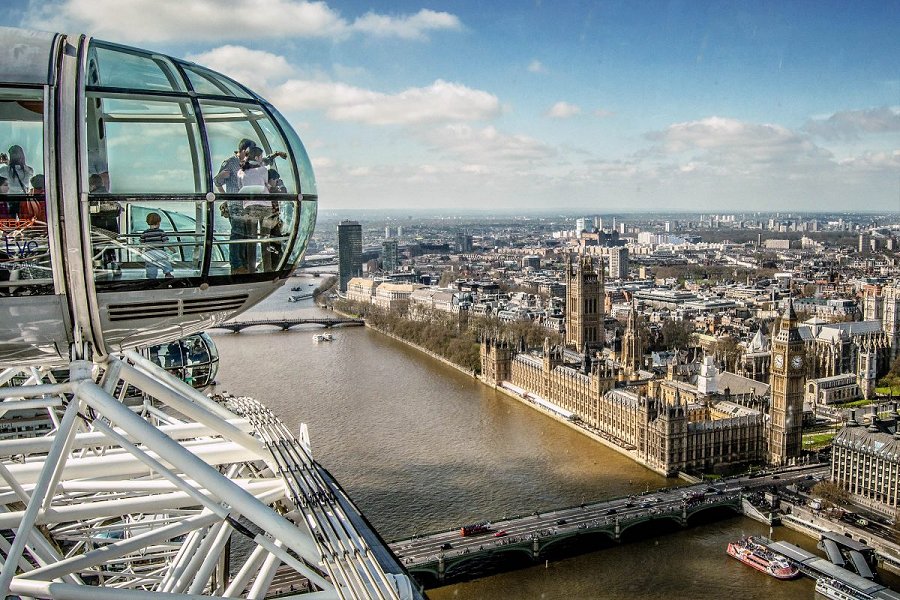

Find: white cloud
<box><xmin>647</xmin><ymin>116</ymin><xmax>831</xmax><ymax>168</ymax></box>
<box><xmin>547</xmin><ymin>101</ymin><xmax>581</xmax><ymax>119</ymax></box>
<box><xmin>23</xmin><ymin>0</ymin><xmax>461</xmax><ymax>43</ymax></box>
<box><xmin>422</xmin><ymin>124</ymin><xmax>556</xmax><ymax>163</ymax></box>
<box><xmin>351</xmin><ymin>9</ymin><xmax>461</xmax><ymax>40</ymax></box>
<box><xmin>592</xmin><ymin>108</ymin><xmax>614</xmax><ymax>118</ymax></box>
<box><xmin>527</xmin><ymin>60</ymin><xmax>546</xmax><ymax>74</ymax></box>
<box><xmin>804</xmin><ymin>106</ymin><xmax>900</xmax><ymax>140</ymax></box>
<box><xmin>186</xmin><ymin>46</ymin><xmax>295</xmax><ymax>91</ymax></box>
<box><xmin>271</xmin><ymin>79</ymin><xmax>501</xmax><ymax>125</ymax></box>
<box><xmin>837</xmin><ymin>150</ymin><xmax>900</xmax><ymax>172</ymax></box>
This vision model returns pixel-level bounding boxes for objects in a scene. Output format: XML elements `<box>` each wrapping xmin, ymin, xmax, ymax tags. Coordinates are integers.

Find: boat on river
<box><xmin>726</xmin><ymin>537</ymin><xmax>799</xmax><ymax>579</ymax></box>
<box><xmin>815</xmin><ymin>577</ymin><xmax>873</xmax><ymax>600</ymax></box>
<box><xmin>313</xmin><ymin>333</ymin><xmax>333</xmax><ymax>343</ymax></box>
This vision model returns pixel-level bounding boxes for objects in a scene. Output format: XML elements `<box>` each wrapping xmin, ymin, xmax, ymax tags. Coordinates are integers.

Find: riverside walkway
<box><xmin>210</xmin><ymin>317</ymin><xmax>364</xmax><ymax>332</ymax></box>
<box><xmin>390</xmin><ymin>466</ymin><xmax>827</xmax><ymax>585</ymax></box>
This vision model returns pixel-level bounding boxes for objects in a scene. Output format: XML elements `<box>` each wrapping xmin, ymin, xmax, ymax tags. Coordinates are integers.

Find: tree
<box><xmin>811</xmin><ymin>480</ymin><xmax>850</xmax><ymax>508</ymax></box>
<box><xmin>661</xmin><ymin>320</ymin><xmax>693</xmax><ymax>350</ymax></box>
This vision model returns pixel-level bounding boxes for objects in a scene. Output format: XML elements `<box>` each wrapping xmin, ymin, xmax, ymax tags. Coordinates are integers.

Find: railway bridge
<box><xmin>210</xmin><ymin>317</ymin><xmax>365</xmax><ymax>332</ymax></box>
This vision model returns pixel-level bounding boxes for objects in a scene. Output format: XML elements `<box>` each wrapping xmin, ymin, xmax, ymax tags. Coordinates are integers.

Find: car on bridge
<box><xmin>494</xmin><ymin>530</ymin><xmax>508</xmax><ymax>537</ymax></box>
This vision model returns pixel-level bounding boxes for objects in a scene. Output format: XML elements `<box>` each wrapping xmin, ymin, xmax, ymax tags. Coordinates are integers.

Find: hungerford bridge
<box><xmin>210</xmin><ymin>318</ymin><xmax>365</xmax><ymax>333</ymax></box>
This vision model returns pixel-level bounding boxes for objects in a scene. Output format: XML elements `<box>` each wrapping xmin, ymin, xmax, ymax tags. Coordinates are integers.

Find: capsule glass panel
<box><xmin>0</xmin><ymin>87</ymin><xmax>51</xmax><ymax>296</ymax></box>
<box><xmin>180</xmin><ymin>64</ymin><xmax>253</xmax><ymax>100</ymax></box>
<box><xmin>85</xmin><ymin>94</ymin><xmax>205</xmax><ymax>194</ymax></box>
<box><xmin>201</xmin><ymin>101</ymin><xmax>296</xmax><ymax>194</ymax></box>
<box><xmin>269</xmin><ymin>104</ymin><xmax>317</xmax><ymax>197</ymax></box>
<box><xmin>288</xmin><ymin>200</ymin><xmax>317</xmax><ymax>267</ymax></box>
<box><xmin>212</xmin><ymin>198</ymin><xmax>294</xmax><ymax>276</ymax></box>
<box><xmin>89</xmin><ymin>43</ymin><xmax>186</xmax><ymax>93</ymax></box>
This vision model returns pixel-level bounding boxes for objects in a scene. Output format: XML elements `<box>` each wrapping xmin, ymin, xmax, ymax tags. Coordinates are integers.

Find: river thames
<box><xmin>210</xmin><ymin>276</ymin><xmax>897</xmax><ymax>599</ymax></box>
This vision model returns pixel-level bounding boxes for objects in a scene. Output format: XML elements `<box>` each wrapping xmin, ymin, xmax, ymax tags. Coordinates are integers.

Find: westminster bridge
<box><xmin>390</xmin><ymin>466</ymin><xmax>829</xmax><ymax>586</ymax></box>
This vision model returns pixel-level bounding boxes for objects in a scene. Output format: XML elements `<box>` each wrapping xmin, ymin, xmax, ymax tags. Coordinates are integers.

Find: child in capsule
<box><xmin>140</xmin><ymin>212</ymin><xmax>174</xmax><ymax>279</ymax></box>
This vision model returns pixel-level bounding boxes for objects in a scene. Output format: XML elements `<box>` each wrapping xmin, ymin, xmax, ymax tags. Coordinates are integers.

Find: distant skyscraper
<box><xmin>338</xmin><ymin>220</ymin><xmax>362</xmax><ymax>292</ymax></box>
<box><xmin>606</xmin><ymin>246</ymin><xmax>629</xmax><ymax>279</ymax></box>
<box><xmin>593</xmin><ymin>216</ymin><xmax>602</xmax><ymax>230</ymax></box>
<box><xmin>396</xmin><ymin>225</ymin><xmax>403</xmax><ymax>238</ymax></box>
<box><xmin>385</xmin><ymin>225</ymin><xmax>392</xmax><ymax>239</ymax></box>
<box><xmin>576</xmin><ymin>217</ymin><xmax>589</xmax><ymax>233</ymax></box>
<box><xmin>455</xmin><ymin>231</ymin><xmax>473</xmax><ymax>253</ymax></box>
<box><xmin>382</xmin><ymin>239</ymin><xmax>399</xmax><ymax>273</ymax></box>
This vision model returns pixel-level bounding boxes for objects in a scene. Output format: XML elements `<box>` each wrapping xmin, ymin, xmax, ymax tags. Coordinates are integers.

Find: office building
<box><xmin>382</xmin><ymin>239</ymin><xmax>399</xmax><ymax>273</ymax></box>
<box><xmin>338</xmin><ymin>220</ymin><xmax>362</xmax><ymax>292</ymax></box>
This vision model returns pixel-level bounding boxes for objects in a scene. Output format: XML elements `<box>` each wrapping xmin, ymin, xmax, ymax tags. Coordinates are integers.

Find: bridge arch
<box><xmin>538</xmin><ymin>528</ymin><xmax>617</xmax><ymax>558</ymax></box>
<box><xmin>618</xmin><ymin>513</ymin><xmax>684</xmax><ymax>538</ymax></box>
<box><xmin>442</xmin><ymin>546</ymin><xmax>534</xmax><ymax>580</ymax></box>
<box><xmin>685</xmin><ymin>501</ymin><xmax>742</xmax><ymax>522</ymax></box>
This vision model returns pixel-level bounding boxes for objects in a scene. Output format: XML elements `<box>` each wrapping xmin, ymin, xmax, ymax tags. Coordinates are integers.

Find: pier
<box><xmin>762</xmin><ymin>539</ymin><xmax>900</xmax><ymax>600</ymax></box>
<box><xmin>210</xmin><ymin>317</ymin><xmax>364</xmax><ymax>332</ymax></box>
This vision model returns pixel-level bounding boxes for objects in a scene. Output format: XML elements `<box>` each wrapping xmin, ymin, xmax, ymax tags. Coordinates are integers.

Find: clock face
<box><xmin>791</xmin><ymin>355</ymin><xmax>803</xmax><ymax>370</ymax></box>
<box><xmin>774</xmin><ymin>354</ymin><xmax>784</xmax><ymax>369</ymax></box>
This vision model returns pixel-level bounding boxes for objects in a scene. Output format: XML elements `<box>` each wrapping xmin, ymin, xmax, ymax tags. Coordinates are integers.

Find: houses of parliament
<box><xmin>480</xmin><ymin>255</ymin><xmax>813</xmax><ymax>476</ymax></box>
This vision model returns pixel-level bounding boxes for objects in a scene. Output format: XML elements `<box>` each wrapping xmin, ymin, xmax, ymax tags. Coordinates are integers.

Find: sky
<box><xmin>6</xmin><ymin>0</ymin><xmax>900</xmax><ymax>213</ymax></box>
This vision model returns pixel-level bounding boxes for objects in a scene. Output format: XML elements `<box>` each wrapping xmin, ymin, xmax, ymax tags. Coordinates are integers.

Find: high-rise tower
<box><xmin>337</xmin><ymin>220</ymin><xmax>362</xmax><ymax>292</ymax></box>
<box><xmin>565</xmin><ymin>254</ymin><xmax>604</xmax><ymax>350</ymax></box>
<box><xmin>381</xmin><ymin>238</ymin><xmax>399</xmax><ymax>273</ymax></box>
<box><xmin>768</xmin><ymin>299</ymin><xmax>807</xmax><ymax>466</ymax></box>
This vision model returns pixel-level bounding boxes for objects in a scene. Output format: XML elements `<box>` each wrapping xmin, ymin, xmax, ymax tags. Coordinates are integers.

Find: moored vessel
<box><xmin>726</xmin><ymin>537</ymin><xmax>799</xmax><ymax>579</ymax></box>
<box><xmin>815</xmin><ymin>577</ymin><xmax>874</xmax><ymax>599</ymax></box>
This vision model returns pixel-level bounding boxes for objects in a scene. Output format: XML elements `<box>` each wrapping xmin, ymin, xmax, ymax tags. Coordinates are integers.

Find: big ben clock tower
<box><xmin>769</xmin><ymin>299</ymin><xmax>807</xmax><ymax>466</ymax></box>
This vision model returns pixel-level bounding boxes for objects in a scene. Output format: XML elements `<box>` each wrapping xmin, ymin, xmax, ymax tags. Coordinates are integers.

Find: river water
<box><xmin>210</xmin><ymin>276</ymin><xmax>896</xmax><ymax>599</ymax></box>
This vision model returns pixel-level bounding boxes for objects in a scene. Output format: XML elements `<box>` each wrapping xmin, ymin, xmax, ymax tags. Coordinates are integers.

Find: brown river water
<box><xmin>210</xmin><ymin>276</ymin><xmax>898</xmax><ymax>599</ymax></box>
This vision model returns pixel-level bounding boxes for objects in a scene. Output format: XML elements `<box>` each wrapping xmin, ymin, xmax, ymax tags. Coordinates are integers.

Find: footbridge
<box><xmin>211</xmin><ymin>317</ymin><xmax>365</xmax><ymax>332</ymax></box>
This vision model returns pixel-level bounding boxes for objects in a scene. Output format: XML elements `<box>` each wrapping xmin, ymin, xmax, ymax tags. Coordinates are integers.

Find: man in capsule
<box><xmin>214</xmin><ymin>138</ymin><xmax>255</xmax><ymax>274</ymax></box>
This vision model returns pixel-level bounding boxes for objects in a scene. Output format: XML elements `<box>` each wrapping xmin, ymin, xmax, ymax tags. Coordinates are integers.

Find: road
<box><xmin>390</xmin><ymin>464</ymin><xmax>830</xmax><ymax>565</ymax></box>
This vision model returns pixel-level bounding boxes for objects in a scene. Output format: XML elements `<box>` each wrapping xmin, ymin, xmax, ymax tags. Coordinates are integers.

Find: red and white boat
<box><xmin>726</xmin><ymin>537</ymin><xmax>799</xmax><ymax>580</ymax></box>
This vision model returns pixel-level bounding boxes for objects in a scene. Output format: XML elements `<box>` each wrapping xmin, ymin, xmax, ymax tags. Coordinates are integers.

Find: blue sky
<box><xmin>8</xmin><ymin>0</ymin><xmax>900</xmax><ymax>212</ymax></box>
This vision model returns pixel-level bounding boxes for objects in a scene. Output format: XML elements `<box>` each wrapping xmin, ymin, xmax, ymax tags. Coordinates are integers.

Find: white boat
<box><xmin>322</xmin><ymin>333</ymin><xmax>334</xmax><ymax>341</ymax></box>
<box><xmin>815</xmin><ymin>578</ymin><xmax>873</xmax><ymax>600</ymax></box>
<box><xmin>312</xmin><ymin>334</ymin><xmax>325</xmax><ymax>343</ymax></box>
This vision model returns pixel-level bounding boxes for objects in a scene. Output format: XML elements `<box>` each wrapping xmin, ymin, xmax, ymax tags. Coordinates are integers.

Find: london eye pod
<box><xmin>0</xmin><ymin>26</ymin><xmax>318</xmax><ymax>367</ymax></box>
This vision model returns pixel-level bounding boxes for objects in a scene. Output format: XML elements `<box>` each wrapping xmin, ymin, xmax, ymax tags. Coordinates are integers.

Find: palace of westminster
<box><xmin>481</xmin><ymin>255</ymin><xmax>900</xmax><ymax>513</ymax></box>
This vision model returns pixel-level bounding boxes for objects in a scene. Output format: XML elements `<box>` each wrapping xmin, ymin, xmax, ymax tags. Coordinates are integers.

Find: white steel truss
<box><xmin>0</xmin><ymin>352</ymin><xmax>413</xmax><ymax>599</ymax></box>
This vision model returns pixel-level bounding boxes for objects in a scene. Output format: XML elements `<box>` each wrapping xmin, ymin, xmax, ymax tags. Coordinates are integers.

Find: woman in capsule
<box><xmin>0</xmin><ymin>145</ymin><xmax>34</xmax><ymax>195</ymax></box>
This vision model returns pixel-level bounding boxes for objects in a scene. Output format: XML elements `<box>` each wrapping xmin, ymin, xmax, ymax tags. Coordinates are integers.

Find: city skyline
<box><xmin>6</xmin><ymin>0</ymin><xmax>900</xmax><ymax>212</ymax></box>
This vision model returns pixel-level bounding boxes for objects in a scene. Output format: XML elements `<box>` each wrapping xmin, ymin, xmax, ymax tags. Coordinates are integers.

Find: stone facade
<box><xmin>565</xmin><ymin>254</ymin><xmax>604</xmax><ymax>350</ymax></box>
<box><xmin>481</xmin><ymin>337</ymin><xmax>765</xmax><ymax>476</ymax></box>
<box><xmin>832</xmin><ymin>408</ymin><xmax>900</xmax><ymax>518</ymax></box>
<box><xmin>768</xmin><ymin>300</ymin><xmax>807</xmax><ymax>467</ymax></box>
